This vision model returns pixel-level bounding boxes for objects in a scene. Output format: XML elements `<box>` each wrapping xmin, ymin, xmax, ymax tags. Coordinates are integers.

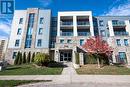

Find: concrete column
<box><xmin>57</xmin><ymin>15</ymin><xmax>61</xmax><ymax>36</ymax></box>
<box><xmin>54</xmin><ymin>49</ymin><xmax>59</xmax><ymax>62</ymax></box>
<box><xmin>112</xmin><ymin>52</ymin><xmax>116</xmax><ymax>63</ymax></box>
<box><xmin>126</xmin><ymin>51</ymin><xmax>130</xmax><ymax>66</ymax></box>
<box><xmin>125</xmin><ymin>20</ymin><xmax>130</xmax><ymax>35</ymax></box>
<box><xmin>89</xmin><ymin>15</ymin><xmax>94</xmax><ymax>36</ymax></box>
<box><xmin>72</xmin><ymin>47</ymin><xmax>77</xmax><ymax>64</ymax></box>
<box><xmin>79</xmin><ymin>53</ymin><xmax>84</xmax><ymax>65</ymax></box>
<box><xmin>108</xmin><ymin>21</ymin><xmax>114</xmax><ymax>36</ymax></box>
<box><xmin>73</xmin><ymin>16</ymin><xmax>77</xmax><ymax>36</ymax></box>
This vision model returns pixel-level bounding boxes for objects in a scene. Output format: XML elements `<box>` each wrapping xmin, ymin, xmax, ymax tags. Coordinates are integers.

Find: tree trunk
<box><xmin>97</xmin><ymin>57</ymin><xmax>100</xmax><ymax>68</ymax></box>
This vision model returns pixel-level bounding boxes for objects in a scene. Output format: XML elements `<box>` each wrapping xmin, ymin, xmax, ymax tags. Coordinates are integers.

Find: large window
<box><xmin>37</xmin><ymin>39</ymin><xmax>42</xmax><ymax>47</ymax></box>
<box><xmin>38</xmin><ymin>28</ymin><xmax>43</xmax><ymax>35</ymax></box>
<box><xmin>17</xmin><ymin>28</ymin><xmax>22</xmax><ymax>35</ymax></box>
<box><xmin>25</xmin><ymin>13</ymin><xmax>35</xmax><ymax>48</ymax></box>
<box><xmin>40</xmin><ymin>17</ymin><xmax>44</xmax><ymax>24</ymax></box>
<box><xmin>15</xmin><ymin>39</ymin><xmax>20</xmax><ymax>47</ymax></box>
<box><xmin>19</xmin><ymin>18</ymin><xmax>23</xmax><ymax>24</ymax></box>
<box><xmin>116</xmin><ymin>39</ymin><xmax>121</xmax><ymax>46</ymax></box>
<box><xmin>124</xmin><ymin>39</ymin><xmax>129</xmax><ymax>46</ymax></box>
<box><xmin>118</xmin><ymin>52</ymin><xmax>127</xmax><ymax>63</ymax></box>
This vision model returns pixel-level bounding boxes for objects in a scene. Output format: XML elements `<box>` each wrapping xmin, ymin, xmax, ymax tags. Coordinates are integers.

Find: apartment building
<box><xmin>54</xmin><ymin>11</ymin><xmax>94</xmax><ymax>64</ymax></box>
<box><xmin>5</xmin><ymin>8</ymin><xmax>51</xmax><ymax>64</ymax></box>
<box><xmin>5</xmin><ymin>8</ymin><xmax>130</xmax><ymax>66</ymax></box>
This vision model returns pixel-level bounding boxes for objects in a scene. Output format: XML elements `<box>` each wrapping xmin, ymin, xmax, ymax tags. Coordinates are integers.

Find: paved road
<box><xmin>18</xmin><ymin>82</ymin><xmax>130</xmax><ymax>87</ymax></box>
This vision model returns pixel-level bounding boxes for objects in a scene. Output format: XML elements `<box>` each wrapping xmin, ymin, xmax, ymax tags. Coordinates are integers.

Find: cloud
<box><xmin>102</xmin><ymin>0</ymin><xmax>130</xmax><ymax>16</ymax></box>
<box><xmin>0</xmin><ymin>19</ymin><xmax>12</xmax><ymax>39</ymax></box>
<box><xmin>37</xmin><ymin>0</ymin><xmax>52</xmax><ymax>7</ymax></box>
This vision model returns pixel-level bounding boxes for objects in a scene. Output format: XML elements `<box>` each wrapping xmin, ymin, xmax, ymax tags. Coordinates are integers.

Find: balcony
<box><xmin>60</xmin><ymin>32</ymin><xmax>73</xmax><ymax>36</ymax></box>
<box><xmin>61</xmin><ymin>21</ymin><xmax>73</xmax><ymax>25</ymax></box>
<box><xmin>78</xmin><ymin>32</ymin><xmax>91</xmax><ymax>36</ymax></box>
<box><xmin>77</xmin><ymin>22</ymin><xmax>90</xmax><ymax>26</ymax></box>
<box><xmin>112</xmin><ymin>21</ymin><xmax>125</xmax><ymax>27</ymax></box>
<box><xmin>114</xmin><ymin>32</ymin><xmax>129</xmax><ymax>36</ymax></box>
<box><xmin>60</xmin><ymin>21</ymin><xmax>73</xmax><ymax>29</ymax></box>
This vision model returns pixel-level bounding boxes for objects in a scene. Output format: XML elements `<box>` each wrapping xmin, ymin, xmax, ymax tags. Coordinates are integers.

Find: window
<box><xmin>67</xmin><ymin>39</ymin><xmax>72</xmax><ymax>43</ymax></box>
<box><xmin>60</xmin><ymin>39</ymin><xmax>64</xmax><ymax>43</ymax></box>
<box><xmin>12</xmin><ymin>52</ymin><xmax>17</xmax><ymax>59</ymax></box>
<box><xmin>17</xmin><ymin>28</ymin><xmax>22</xmax><ymax>35</ymax></box>
<box><xmin>118</xmin><ymin>52</ymin><xmax>127</xmax><ymax>63</ymax></box>
<box><xmin>100</xmin><ymin>30</ymin><xmax>106</xmax><ymax>37</ymax></box>
<box><xmin>15</xmin><ymin>39</ymin><xmax>20</xmax><ymax>47</ymax></box>
<box><xmin>40</xmin><ymin>17</ymin><xmax>44</xmax><ymax>24</ymax></box>
<box><xmin>99</xmin><ymin>20</ymin><xmax>104</xmax><ymax>26</ymax></box>
<box><xmin>19</xmin><ymin>18</ymin><xmax>23</xmax><ymax>24</ymax></box>
<box><xmin>116</xmin><ymin>39</ymin><xmax>121</xmax><ymax>46</ymax></box>
<box><xmin>124</xmin><ymin>39</ymin><xmax>129</xmax><ymax>46</ymax></box>
<box><xmin>37</xmin><ymin>39</ymin><xmax>42</xmax><ymax>47</ymax></box>
<box><xmin>80</xmin><ymin>39</ymin><xmax>84</xmax><ymax>46</ymax></box>
<box><xmin>25</xmin><ymin>13</ymin><xmax>35</xmax><ymax>48</ymax></box>
<box><xmin>38</xmin><ymin>28</ymin><xmax>43</xmax><ymax>35</ymax></box>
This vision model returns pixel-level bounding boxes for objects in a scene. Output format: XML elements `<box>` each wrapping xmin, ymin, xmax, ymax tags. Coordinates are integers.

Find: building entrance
<box><xmin>60</xmin><ymin>50</ymin><xmax>72</xmax><ymax>62</ymax></box>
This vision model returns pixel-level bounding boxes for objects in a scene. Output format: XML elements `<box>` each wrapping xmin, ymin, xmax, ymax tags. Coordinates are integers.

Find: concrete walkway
<box><xmin>62</xmin><ymin>62</ymin><xmax>77</xmax><ymax>75</ymax></box>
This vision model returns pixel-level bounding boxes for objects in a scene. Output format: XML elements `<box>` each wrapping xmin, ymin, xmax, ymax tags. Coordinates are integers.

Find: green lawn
<box><xmin>0</xmin><ymin>64</ymin><xmax>63</xmax><ymax>75</ymax></box>
<box><xmin>76</xmin><ymin>64</ymin><xmax>130</xmax><ymax>75</ymax></box>
<box><xmin>0</xmin><ymin>80</ymin><xmax>50</xmax><ymax>87</ymax></box>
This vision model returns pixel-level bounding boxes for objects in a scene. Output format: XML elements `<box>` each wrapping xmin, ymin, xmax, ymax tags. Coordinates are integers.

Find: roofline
<box><xmin>95</xmin><ymin>16</ymin><xmax>130</xmax><ymax>17</ymax></box>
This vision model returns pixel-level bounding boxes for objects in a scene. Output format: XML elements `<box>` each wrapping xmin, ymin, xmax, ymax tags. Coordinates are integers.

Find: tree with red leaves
<box><xmin>82</xmin><ymin>36</ymin><xmax>113</xmax><ymax>68</ymax></box>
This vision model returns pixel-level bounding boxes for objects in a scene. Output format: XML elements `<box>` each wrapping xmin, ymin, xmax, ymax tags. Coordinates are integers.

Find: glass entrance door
<box><xmin>60</xmin><ymin>51</ymin><xmax>72</xmax><ymax>62</ymax></box>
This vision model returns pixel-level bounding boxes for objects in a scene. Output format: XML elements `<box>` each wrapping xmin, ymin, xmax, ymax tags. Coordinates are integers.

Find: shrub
<box><xmin>48</xmin><ymin>61</ymin><xmax>64</xmax><ymax>67</ymax></box>
<box><xmin>31</xmin><ymin>52</ymin><xmax>35</xmax><ymax>62</ymax></box>
<box><xmin>18</xmin><ymin>52</ymin><xmax>22</xmax><ymax>65</ymax></box>
<box><xmin>84</xmin><ymin>53</ymin><xmax>97</xmax><ymax>64</ymax></box>
<box><xmin>27</xmin><ymin>52</ymin><xmax>31</xmax><ymax>63</ymax></box>
<box><xmin>14</xmin><ymin>51</ymin><xmax>20</xmax><ymax>65</ymax></box>
<box><xmin>75</xmin><ymin>53</ymin><xmax>79</xmax><ymax>64</ymax></box>
<box><xmin>22</xmin><ymin>52</ymin><xmax>26</xmax><ymax>64</ymax></box>
<box><xmin>34</xmin><ymin>53</ymin><xmax>50</xmax><ymax>66</ymax></box>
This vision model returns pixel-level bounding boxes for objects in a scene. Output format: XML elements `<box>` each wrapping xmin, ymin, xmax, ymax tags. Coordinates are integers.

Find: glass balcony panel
<box><xmin>61</xmin><ymin>21</ymin><xmax>73</xmax><ymax>26</ymax></box>
<box><xmin>112</xmin><ymin>21</ymin><xmax>125</xmax><ymax>26</ymax></box>
<box><xmin>77</xmin><ymin>22</ymin><xmax>90</xmax><ymax>26</ymax></box>
<box><xmin>78</xmin><ymin>32</ymin><xmax>90</xmax><ymax>36</ymax></box>
<box><xmin>61</xmin><ymin>32</ymin><xmax>73</xmax><ymax>36</ymax></box>
<box><xmin>114</xmin><ymin>32</ymin><xmax>129</xmax><ymax>36</ymax></box>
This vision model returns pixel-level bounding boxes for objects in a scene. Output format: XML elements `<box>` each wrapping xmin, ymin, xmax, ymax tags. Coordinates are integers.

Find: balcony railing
<box><xmin>78</xmin><ymin>32</ymin><xmax>91</xmax><ymax>36</ymax></box>
<box><xmin>60</xmin><ymin>21</ymin><xmax>73</xmax><ymax>26</ymax></box>
<box><xmin>112</xmin><ymin>22</ymin><xmax>125</xmax><ymax>26</ymax></box>
<box><xmin>114</xmin><ymin>32</ymin><xmax>129</xmax><ymax>36</ymax></box>
<box><xmin>77</xmin><ymin>22</ymin><xmax>90</xmax><ymax>26</ymax></box>
<box><xmin>60</xmin><ymin>32</ymin><xmax>73</xmax><ymax>36</ymax></box>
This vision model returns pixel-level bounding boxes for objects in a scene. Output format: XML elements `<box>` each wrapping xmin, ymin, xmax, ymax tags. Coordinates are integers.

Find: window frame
<box><xmin>39</xmin><ymin>17</ymin><xmax>44</xmax><ymax>24</ymax></box>
<box><xmin>17</xmin><ymin>28</ymin><xmax>22</xmax><ymax>35</ymax></box>
<box><xmin>116</xmin><ymin>39</ymin><xmax>121</xmax><ymax>46</ymax></box>
<box><xmin>19</xmin><ymin>18</ymin><xmax>23</xmax><ymax>24</ymax></box>
<box><xmin>15</xmin><ymin>39</ymin><xmax>20</xmax><ymax>47</ymax></box>
<box><xmin>37</xmin><ymin>39</ymin><xmax>42</xmax><ymax>47</ymax></box>
<box><xmin>124</xmin><ymin>39</ymin><xmax>129</xmax><ymax>46</ymax></box>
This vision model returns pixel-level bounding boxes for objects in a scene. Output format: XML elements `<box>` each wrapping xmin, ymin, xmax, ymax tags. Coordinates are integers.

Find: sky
<box><xmin>0</xmin><ymin>0</ymin><xmax>130</xmax><ymax>39</ymax></box>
